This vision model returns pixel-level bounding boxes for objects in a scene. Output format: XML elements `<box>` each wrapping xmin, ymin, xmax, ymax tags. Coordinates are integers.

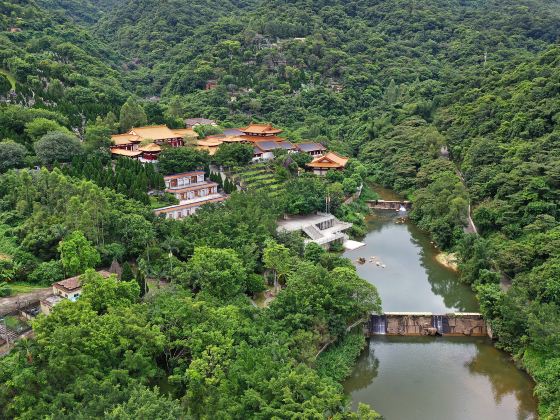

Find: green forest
<box><xmin>0</xmin><ymin>0</ymin><xmax>559</xmax><ymax>418</ymax></box>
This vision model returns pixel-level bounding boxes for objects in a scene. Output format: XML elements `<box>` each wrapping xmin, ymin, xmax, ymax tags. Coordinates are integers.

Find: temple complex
<box><xmin>110</xmin><ymin>125</ymin><xmax>191</xmax><ymax>162</ymax></box>
<box><xmin>154</xmin><ymin>171</ymin><xmax>226</xmax><ymax>219</ymax></box>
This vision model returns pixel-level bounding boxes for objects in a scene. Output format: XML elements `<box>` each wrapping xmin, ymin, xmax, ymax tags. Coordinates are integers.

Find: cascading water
<box><xmin>371</xmin><ymin>315</ymin><xmax>387</xmax><ymax>334</ymax></box>
<box><xmin>432</xmin><ymin>315</ymin><xmax>443</xmax><ymax>334</ymax></box>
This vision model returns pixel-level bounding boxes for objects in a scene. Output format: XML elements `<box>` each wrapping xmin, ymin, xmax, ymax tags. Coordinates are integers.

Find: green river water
<box><xmin>341</xmin><ymin>187</ymin><xmax>537</xmax><ymax>419</ymax></box>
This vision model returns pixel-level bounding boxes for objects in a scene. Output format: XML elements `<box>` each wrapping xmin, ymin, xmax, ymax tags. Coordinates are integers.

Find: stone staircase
<box><xmin>302</xmin><ymin>224</ymin><xmax>324</xmax><ymax>240</ymax></box>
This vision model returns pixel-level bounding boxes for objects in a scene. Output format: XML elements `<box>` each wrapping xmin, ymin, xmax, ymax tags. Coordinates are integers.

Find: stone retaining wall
<box><xmin>368</xmin><ymin>312</ymin><xmax>488</xmax><ymax>337</ymax></box>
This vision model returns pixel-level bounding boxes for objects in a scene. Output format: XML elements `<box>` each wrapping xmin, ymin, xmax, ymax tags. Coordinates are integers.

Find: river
<box><xmin>341</xmin><ymin>187</ymin><xmax>537</xmax><ymax>419</ymax></box>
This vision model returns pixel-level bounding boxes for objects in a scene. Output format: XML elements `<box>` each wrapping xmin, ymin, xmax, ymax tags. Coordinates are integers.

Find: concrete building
<box><xmin>277</xmin><ymin>212</ymin><xmax>353</xmax><ymax>249</ymax></box>
<box><xmin>295</xmin><ymin>142</ymin><xmax>327</xmax><ymax>157</ymax></box>
<box><xmin>154</xmin><ymin>171</ymin><xmax>226</xmax><ymax>219</ymax></box>
<box><xmin>41</xmin><ymin>270</ymin><xmax>113</xmax><ymax>315</ymax></box>
<box><xmin>252</xmin><ymin>141</ymin><xmax>296</xmax><ymax>161</ymax></box>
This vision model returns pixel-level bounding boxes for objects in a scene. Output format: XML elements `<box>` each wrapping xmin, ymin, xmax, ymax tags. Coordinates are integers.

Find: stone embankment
<box><xmin>367</xmin><ymin>312</ymin><xmax>488</xmax><ymax>337</ymax></box>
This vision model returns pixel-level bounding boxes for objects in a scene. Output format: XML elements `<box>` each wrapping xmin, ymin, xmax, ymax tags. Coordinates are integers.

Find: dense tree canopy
<box><xmin>1</xmin><ymin>0</ymin><xmax>560</xmax><ymax>417</ymax></box>
<box><xmin>34</xmin><ymin>131</ymin><xmax>83</xmax><ymax>165</ymax></box>
<box><xmin>0</xmin><ymin>140</ymin><xmax>27</xmax><ymax>173</ymax></box>
<box><xmin>157</xmin><ymin>147</ymin><xmax>209</xmax><ymax>175</ymax></box>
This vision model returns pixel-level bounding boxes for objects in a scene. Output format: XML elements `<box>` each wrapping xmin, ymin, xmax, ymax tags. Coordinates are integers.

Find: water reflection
<box><xmin>343</xmin><ymin>340</ymin><xmax>379</xmax><ymax>392</ymax></box>
<box><xmin>344</xmin><ymin>211</ymin><xmax>478</xmax><ymax>313</ymax></box>
<box><xmin>344</xmin><ymin>337</ymin><xmax>537</xmax><ymax>420</ymax></box>
<box><xmin>407</xmin><ymin>220</ymin><xmax>477</xmax><ymax>312</ymax></box>
<box><xmin>342</xmin><ymin>190</ymin><xmax>536</xmax><ymax>419</ymax></box>
<box><xmin>467</xmin><ymin>342</ymin><xmax>537</xmax><ymax>420</ymax></box>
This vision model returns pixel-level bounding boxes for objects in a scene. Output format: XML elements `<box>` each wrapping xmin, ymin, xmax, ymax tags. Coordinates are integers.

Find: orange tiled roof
<box><xmin>173</xmin><ymin>128</ymin><xmax>198</xmax><ymax>138</ymax></box>
<box><xmin>197</xmin><ymin>139</ymin><xmax>223</xmax><ymax>147</ymax></box>
<box><xmin>307</xmin><ymin>151</ymin><xmax>349</xmax><ymax>169</ymax></box>
<box><xmin>138</xmin><ymin>143</ymin><xmax>162</xmax><ymax>152</ymax></box>
<box><xmin>111</xmin><ymin>133</ymin><xmax>141</xmax><ymax>146</ymax></box>
<box><xmin>241</xmin><ymin>134</ymin><xmax>283</xmax><ymax>143</ymax></box>
<box><xmin>111</xmin><ymin>149</ymin><xmax>142</xmax><ymax>157</ymax></box>
<box><xmin>241</xmin><ymin>123</ymin><xmax>283</xmax><ymax>135</ymax></box>
<box><xmin>129</xmin><ymin>125</ymin><xmax>182</xmax><ymax>141</ymax></box>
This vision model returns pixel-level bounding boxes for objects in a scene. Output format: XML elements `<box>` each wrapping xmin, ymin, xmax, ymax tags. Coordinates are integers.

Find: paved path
<box><xmin>0</xmin><ymin>288</ymin><xmax>51</xmax><ymax>315</ymax></box>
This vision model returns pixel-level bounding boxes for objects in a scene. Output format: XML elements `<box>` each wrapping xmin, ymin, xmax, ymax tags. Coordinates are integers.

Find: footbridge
<box><xmin>367</xmin><ymin>200</ymin><xmax>412</xmax><ymax>210</ymax></box>
<box><xmin>367</xmin><ymin>312</ymin><xmax>489</xmax><ymax>337</ymax></box>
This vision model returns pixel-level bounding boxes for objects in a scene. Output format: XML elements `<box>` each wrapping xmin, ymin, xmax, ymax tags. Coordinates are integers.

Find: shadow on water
<box><xmin>346</xmin><ymin>210</ymin><xmax>478</xmax><ymax>313</ymax></box>
<box><xmin>343</xmin><ymin>185</ymin><xmax>537</xmax><ymax>419</ymax></box>
<box><xmin>343</xmin><ymin>340</ymin><xmax>380</xmax><ymax>392</ymax></box>
<box><xmin>344</xmin><ymin>337</ymin><xmax>538</xmax><ymax>420</ymax></box>
<box><xmin>467</xmin><ymin>343</ymin><xmax>538</xmax><ymax>420</ymax></box>
<box><xmin>406</xmin><ymin>218</ymin><xmax>478</xmax><ymax>312</ymax></box>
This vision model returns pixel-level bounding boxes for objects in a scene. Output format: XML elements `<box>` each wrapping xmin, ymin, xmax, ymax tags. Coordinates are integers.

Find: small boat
<box><xmin>376</xmin><ymin>261</ymin><xmax>380</xmax><ymax>266</ymax></box>
<box><xmin>381</xmin><ymin>264</ymin><xmax>386</xmax><ymax>268</ymax></box>
<box><xmin>357</xmin><ymin>257</ymin><xmax>366</xmax><ymax>264</ymax></box>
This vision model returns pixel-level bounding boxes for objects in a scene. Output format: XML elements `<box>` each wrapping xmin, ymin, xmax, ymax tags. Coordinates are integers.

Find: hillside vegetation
<box><xmin>0</xmin><ymin>0</ymin><xmax>560</xmax><ymax>417</ymax></box>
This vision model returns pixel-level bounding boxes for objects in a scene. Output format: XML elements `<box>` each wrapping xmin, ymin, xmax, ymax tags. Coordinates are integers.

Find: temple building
<box><xmin>195</xmin><ymin>134</ymin><xmax>248</xmax><ymax>156</ymax></box>
<box><xmin>154</xmin><ymin>171</ymin><xmax>226</xmax><ymax>219</ymax></box>
<box><xmin>138</xmin><ymin>143</ymin><xmax>162</xmax><ymax>162</ymax></box>
<box><xmin>196</xmin><ymin>139</ymin><xmax>223</xmax><ymax>156</ymax></box>
<box><xmin>253</xmin><ymin>141</ymin><xmax>295</xmax><ymax>161</ymax></box>
<box><xmin>239</xmin><ymin>123</ymin><xmax>283</xmax><ymax>143</ymax></box>
<box><xmin>307</xmin><ymin>151</ymin><xmax>349</xmax><ymax>175</ymax></box>
<box><xmin>296</xmin><ymin>142</ymin><xmax>327</xmax><ymax>156</ymax></box>
<box><xmin>110</xmin><ymin>125</ymin><xmax>190</xmax><ymax>162</ymax></box>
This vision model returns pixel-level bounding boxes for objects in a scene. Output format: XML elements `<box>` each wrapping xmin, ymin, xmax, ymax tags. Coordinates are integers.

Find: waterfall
<box><xmin>371</xmin><ymin>315</ymin><xmax>386</xmax><ymax>334</ymax></box>
<box><xmin>432</xmin><ymin>315</ymin><xmax>443</xmax><ymax>334</ymax></box>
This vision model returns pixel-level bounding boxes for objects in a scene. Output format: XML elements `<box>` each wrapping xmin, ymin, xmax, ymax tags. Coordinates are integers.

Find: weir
<box><xmin>367</xmin><ymin>200</ymin><xmax>412</xmax><ymax>210</ymax></box>
<box><xmin>367</xmin><ymin>312</ymin><xmax>488</xmax><ymax>337</ymax></box>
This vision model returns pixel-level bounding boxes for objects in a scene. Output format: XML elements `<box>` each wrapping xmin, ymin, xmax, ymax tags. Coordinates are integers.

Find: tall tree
<box><xmin>263</xmin><ymin>240</ymin><xmax>293</xmax><ymax>292</ymax></box>
<box><xmin>177</xmin><ymin>246</ymin><xmax>247</xmax><ymax>299</ymax></box>
<box><xmin>0</xmin><ymin>140</ymin><xmax>27</xmax><ymax>172</ymax></box>
<box><xmin>157</xmin><ymin>147</ymin><xmax>209</xmax><ymax>175</ymax></box>
<box><xmin>58</xmin><ymin>231</ymin><xmax>101</xmax><ymax>277</ymax></box>
<box><xmin>121</xmin><ymin>262</ymin><xmax>134</xmax><ymax>281</ymax></box>
<box><xmin>119</xmin><ymin>96</ymin><xmax>147</xmax><ymax>132</ymax></box>
<box><xmin>34</xmin><ymin>131</ymin><xmax>83</xmax><ymax>165</ymax></box>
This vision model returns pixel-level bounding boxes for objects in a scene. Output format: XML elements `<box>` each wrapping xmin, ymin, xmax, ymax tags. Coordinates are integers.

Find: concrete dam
<box><xmin>367</xmin><ymin>200</ymin><xmax>412</xmax><ymax>210</ymax></box>
<box><xmin>367</xmin><ymin>312</ymin><xmax>489</xmax><ymax>337</ymax></box>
